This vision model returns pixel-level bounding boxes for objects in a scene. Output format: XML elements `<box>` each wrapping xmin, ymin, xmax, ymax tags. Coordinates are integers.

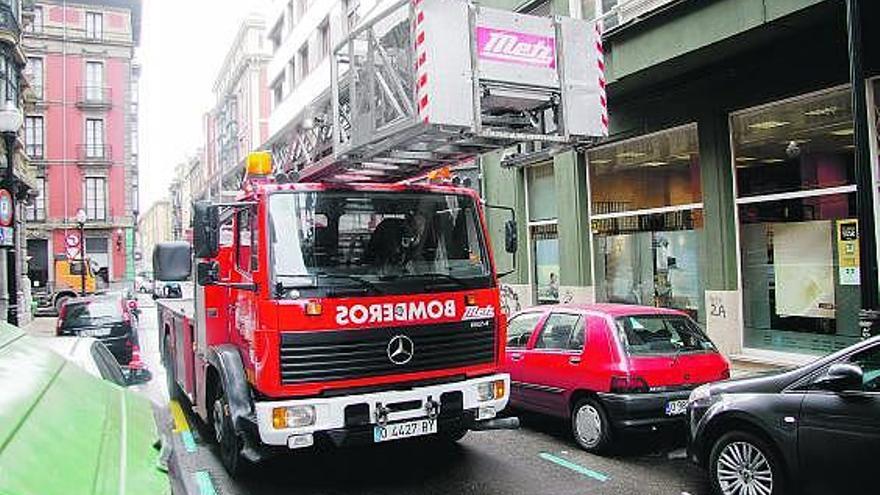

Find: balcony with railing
<box><xmin>76</xmin><ymin>86</ymin><xmax>112</xmax><ymax>109</ymax></box>
<box><xmin>0</xmin><ymin>1</ymin><xmax>21</xmax><ymax>41</ymax></box>
<box><xmin>77</xmin><ymin>144</ymin><xmax>112</xmax><ymax>163</ymax></box>
<box><xmin>592</xmin><ymin>0</ymin><xmax>679</xmax><ymax>33</ymax></box>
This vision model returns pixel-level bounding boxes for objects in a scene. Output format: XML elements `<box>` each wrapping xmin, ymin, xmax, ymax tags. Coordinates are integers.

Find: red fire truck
<box><xmin>152</xmin><ymin>0</ymin><xmax>606</xmax><ymax>476</ymax></box>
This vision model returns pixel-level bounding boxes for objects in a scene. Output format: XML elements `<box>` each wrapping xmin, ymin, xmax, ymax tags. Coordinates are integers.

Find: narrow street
<box><xmin>60</xmin><ymin>295</ymin><xmax>711</xmax><ymax>495</ymax></box>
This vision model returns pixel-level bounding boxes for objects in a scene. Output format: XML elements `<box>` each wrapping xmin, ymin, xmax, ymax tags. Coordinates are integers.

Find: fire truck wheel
<box><xmin>438</xmin><ymin>426</ymin><xmax>468</xmax><ymax>443</ymax></box>
<box><xmin>212</xmin><ymin>390</ymin><xmax>246</xmax><ymax>477</ymax></box>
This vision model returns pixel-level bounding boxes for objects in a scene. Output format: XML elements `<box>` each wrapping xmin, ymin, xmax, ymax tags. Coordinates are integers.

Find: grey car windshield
<box><xmin>269</xmin><ymin>191</ymin><xmax>491</xmax><ymax>293</ymax></box>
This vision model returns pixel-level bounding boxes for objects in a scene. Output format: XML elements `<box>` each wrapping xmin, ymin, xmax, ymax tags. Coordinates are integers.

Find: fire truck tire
<box><xmin>438</xmin><ymin>427</ymin><xmax>468</xmax><ymax>443</ymax></box>
<box><xmin>212</xmin><ymin>388</ymin><xmax>246</xmax><ymax>478</ymax></box>
<box><xmin>163</xmin><ymin>335</ymin><xmax>182</xmax><ymax>401</ymax></box>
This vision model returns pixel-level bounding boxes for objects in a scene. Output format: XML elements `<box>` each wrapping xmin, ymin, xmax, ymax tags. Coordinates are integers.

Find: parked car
<box><xmin>151</xmin><ymin>280</ymin><xmax>182</xmax><ymax>299</ymax></box>
<box><xmin>0</xmin><ymin>323</ymin><xmax>171</xmax><ymax>495</ymax></box>
<box><xmin>688</xmin><ymin>335</ymin><xmax>880</xmax><ymax>495</ymax></box>
<box><xmin>56</xmin><ymin>294</ymin><xmax>141</xmax><ymax>368</ymax></box>
<box><xmin>39</xmin><ymin>335</ymin><xmax>151</xmax><ymax>386</ymax></box>
<box><xmin>503</xmin><ymin>304</ymin><xmax>729</xmax><ymax>453</ymax></box>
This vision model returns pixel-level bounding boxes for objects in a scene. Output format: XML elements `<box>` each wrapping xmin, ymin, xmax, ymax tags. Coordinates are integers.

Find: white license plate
<box><xmin>665</xmin><ymin>399</ymin><xmax>688</xmax><ymax>416</ymax></box>
<box><xmin>82</xmin><ymin>327</ymin><xmax>111</xmax><ymax>337</ymax></box>
<box><xmin>373</xmin><ymin>418</ymin><xmax>437</xmax><ymax>443</ymax></box>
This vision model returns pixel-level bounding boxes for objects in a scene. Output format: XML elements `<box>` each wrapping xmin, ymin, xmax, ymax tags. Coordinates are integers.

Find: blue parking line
<box><xmin>539</xmin><ymin>452</ymin><xmax>610</xmax><ymax>482</ymax></box>
<box><xmin>180</xmin><ymin>430</ymin><xmax>197</xmax><ymax>453</ymax></box>
<box><xmin>194</xmin><ymin>471</ymin><xmax>217</xmax><ymax>495</ymax></box>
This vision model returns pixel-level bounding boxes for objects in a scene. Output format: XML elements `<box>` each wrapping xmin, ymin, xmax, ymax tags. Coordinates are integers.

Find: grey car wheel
<box><xmin>710</xmin><ymin>431</ymin><xmax>784</xmax><ymax>495</ymax></box>
<box><xmin>571</xmin><ymin>397</ymin><xmax>611</xmax><ymax>453</ymax></box>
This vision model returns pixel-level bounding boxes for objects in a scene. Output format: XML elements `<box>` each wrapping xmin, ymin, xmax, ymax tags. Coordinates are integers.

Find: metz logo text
<box><xmin>476</xmin><ymin>27</ymin><xmax>556</xmax><ymax>68</ymax></box>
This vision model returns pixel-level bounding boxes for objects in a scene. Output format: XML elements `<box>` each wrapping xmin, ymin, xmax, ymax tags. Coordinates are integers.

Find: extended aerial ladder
<box><xmin>267</xmin><ymin>0</ymin><xmax>608</xmax><ymax>183</ymax></box>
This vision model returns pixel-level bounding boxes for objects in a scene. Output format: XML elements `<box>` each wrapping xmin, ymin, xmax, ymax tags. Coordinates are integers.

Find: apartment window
<box><xmin>86</xmin><ymin>61</ymin><xmax>103</xmax><ymax>101</ymax></box>
<box><xmin>298</xmin><ymin>45</ymin><xmax>309</xmax><ymax>84</ymax></box>
<box><xmin>343</xmin><ymin>0</ymin><xmax>359</xmax><ymax>33</ymax></box>
<box><xmin>288</xmin><ymin>58</ymin><xmax>296</xmax><ymax>89</ymax></box>
<box><xmin>269</xmin><ymin>18</ymin><xmax>283</xmax><ymax>53</ymax></box>
<box><xmin>286</xmin><ymin>0</ymin><xmax>295</xmax><ymax>32</ymax></box>
<box><xmin>295</xmin><ymin>0</ymin><xmax>307</xmax><ymax>21</ymax></box>
<box><xmin>26</xmin><ymin>177</ymin><xmax>46</xmax><ymax>222</ymax></box>
<box><xmin>27</xmin><ymin>57</ymin><xmax>43</xmax><ymax>99</ymax></box>
<box><xmin>85</xmin><ymin>118</ymin><xmax>104</xmax><ymax>158</ymax></box>
<box><xmin>0</xmin><ymin>53</ymin><xmax>18</xmax><ymax>104</ymax></box>
<box><xmin>131</xmin><ymin>128</ymin><xmax>138</xmax><ymax>155</ymax></box>
<box><xmin>85</xmin><ymin>12</ymin><xmax>103</xmax><ymax>40</ymax></box>
<box><xmin>84</xmin><ymin>177</ymin><xmax>107</xmax><ymax>221</ymax></box>
<box><xmin>271</xmin><ymin>75</ymin><xmax>284</xmax><ymax>108</ymax></box>
<box><xmin>28</xmin><ymin>6</ymin><xmax>43</xmax><ymax>33</ymax></box>
<box><xmin>24</xmin><ymin>116</ymin><xmax>44</xmax><ymax>159</ymax></box>
<box><xmin>319</xmin><ymin>20</ymin><xmax>330</xmax><ymax>60</ymax></box>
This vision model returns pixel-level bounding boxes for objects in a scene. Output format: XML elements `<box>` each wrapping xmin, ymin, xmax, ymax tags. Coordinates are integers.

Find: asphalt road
<box><xmin>129</xmin><ymin>295</ymin><xmax>711</xmax><ymax>495</ymax></box>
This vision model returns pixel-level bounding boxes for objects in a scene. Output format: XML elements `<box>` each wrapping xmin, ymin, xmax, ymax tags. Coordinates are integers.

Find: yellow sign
<box><xmin>836</xmin><ymin>219</ymin><xmax>860</xmax><ymax>285</ymax></box>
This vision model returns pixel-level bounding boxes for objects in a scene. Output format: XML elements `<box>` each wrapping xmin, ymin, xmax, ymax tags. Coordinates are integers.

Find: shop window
<box><xmin>588</xmin><ymin>124</ymin><xmax>705</xmax><ymax>321</ymax></box>
<box><xmin>532</xmin><ymin>223</ymin><xmax>559</xmax><ymax>304</ymax></box>
<box><xmin>732</xmin><ymin>87</ymin><xmax>855</xmax><ymax>197</ymax></box>
<box><xmin>527</xmin><ymin>164</ymin><xmax>556</xmax><ymax>221</ymax></box>
<box><xmin>733</xmin><ymin>87</ymin><xmax>861</xmax><ymax>356</ymax></box>
<box><xmin>589</xmin><ymin>124</ymin><xmax>701</xmax><ymax>214</ymax></box>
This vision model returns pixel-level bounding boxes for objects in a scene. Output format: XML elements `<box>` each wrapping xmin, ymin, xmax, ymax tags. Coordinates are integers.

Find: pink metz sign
<box><xmin>476</xmin><ymin>26</ymin><xmax>556</xmax><ymax>69</ymax></box>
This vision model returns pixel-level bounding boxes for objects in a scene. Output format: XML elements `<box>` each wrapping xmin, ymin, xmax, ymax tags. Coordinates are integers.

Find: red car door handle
<box><xmin>569</xmin><ymin>356</ymin><xmax>582</xmax><ymax>364</ymax></box>
<box><xmin>510</xmin><ymin>353</ymin><xmax>523</xmax><ymax>361</ymax></box>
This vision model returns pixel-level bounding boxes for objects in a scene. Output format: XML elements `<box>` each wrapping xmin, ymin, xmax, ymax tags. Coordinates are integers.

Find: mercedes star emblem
<box><xmin>387</xmin><ymin>335</ymin><xmax>414</xmax><ymax>365</ymax></box>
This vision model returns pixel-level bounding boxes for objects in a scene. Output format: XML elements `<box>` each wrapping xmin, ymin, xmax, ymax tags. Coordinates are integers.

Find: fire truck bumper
<box><xmin>254</xmin><ymin>374</ymin><xmax>511</xmax><ymax>448</ymax></box>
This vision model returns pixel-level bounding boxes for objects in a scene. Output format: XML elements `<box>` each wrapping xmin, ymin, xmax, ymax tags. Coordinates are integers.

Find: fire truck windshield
<box><xmin>268</xmin><ymin>191</ymin><xmax>493</xmax><ymax>296</ymax></box>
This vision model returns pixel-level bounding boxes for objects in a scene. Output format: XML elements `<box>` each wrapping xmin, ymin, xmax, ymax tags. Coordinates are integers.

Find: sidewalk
<box><xmin>21</xmin><ymin>316</ymin><xmax>56</xmax><ymax>338</ymax></box>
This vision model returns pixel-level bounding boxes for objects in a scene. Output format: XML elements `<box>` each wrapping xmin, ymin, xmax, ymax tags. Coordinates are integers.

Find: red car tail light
<box><xmin>720</xmin><ymin>368</ymin><xmax>731</xmax><ymax>380</ymax></box>
<box><xmin>610</xmin><ymin>375</ymin><xmax>649</xmax><ymax>394</ymax></box>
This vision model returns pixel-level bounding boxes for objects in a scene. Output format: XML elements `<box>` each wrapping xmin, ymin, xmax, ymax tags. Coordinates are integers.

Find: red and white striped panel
<box><xmin>595</xmin><ymin>21</ymin><xmax>608</xmax><ymax>135</ymax></box>
<box><xmin>413</xmin><ymin>0</ymin><xmax>429</xmax><ymax>123</ymax></box>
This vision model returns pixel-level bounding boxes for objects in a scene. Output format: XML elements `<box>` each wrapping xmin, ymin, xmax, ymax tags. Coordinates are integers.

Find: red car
<box><xmin>503</xmin><ymin>304</ymin><xmax>729</xmax><ymax>453</ymax></box>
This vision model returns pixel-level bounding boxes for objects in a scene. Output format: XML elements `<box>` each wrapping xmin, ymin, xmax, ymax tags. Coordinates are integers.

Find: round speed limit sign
<box><xmin>0</xmin><ymin>189</ymin><xmax>12</xmax><ymax>227</ymax></box>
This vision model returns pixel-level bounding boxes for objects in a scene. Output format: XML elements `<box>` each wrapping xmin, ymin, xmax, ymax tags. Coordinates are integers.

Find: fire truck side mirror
<box><xmin>196</xmin><ymin>261</ymin><xmax>219</xmax><ymax>286</ymax></box>
<box><xmin>193</xmin><ymin>201</ymin><xmax>220</xmax><ymax>259</ymax></box>
<box><xmin>504</xmin><ymin>219</ymin><xmax>518</xmax><ymax>254</ymax></box>
<box><xmin>153</xmin><ymin>242</ymin><xmax>192</xmax><ymax>282</ymax></box>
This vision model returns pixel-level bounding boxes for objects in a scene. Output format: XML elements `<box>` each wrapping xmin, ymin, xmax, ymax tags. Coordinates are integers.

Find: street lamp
<box><xmin>75</xmin><ymin>208</ymin><xmax>87</xmax><ymax>297</ymax></box>
<box><xmin>0</xmin><ymin>100</ymin><xmax>23</xmax><ymax>326</ymax></box>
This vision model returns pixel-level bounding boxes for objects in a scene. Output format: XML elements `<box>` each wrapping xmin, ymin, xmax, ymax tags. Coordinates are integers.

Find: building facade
<box><xmin>262</xmin><ymin>0</ymin><xmax>879</xmax><ymax>364</ymax></box>
<box><xmin>136</xmin><ymin>198</ymin><xmax>170</xmax><ymax>271</ymax></box>
<box><xmin>22</xmin><ymin>0</ymin><xmax>141</xmax><ymax>291</ymax></box>
<box><xmin>204</xmin><ymin>13</ymin><xmax>271</xmax><ymax>197</ymax></box>
<box><xmin>478</xmin><ymin>0</ymin><xmax>880</xmax><ymax>364</ymax></box>
<box><xmin>265</xmin><ymin>0</ymin><xmax>366</xmax><ymax>141</ymax></box>
<box><xmin>0</xmin><ymin>0</ymin><xmax>39</xmax><ymax>326</ymax></box>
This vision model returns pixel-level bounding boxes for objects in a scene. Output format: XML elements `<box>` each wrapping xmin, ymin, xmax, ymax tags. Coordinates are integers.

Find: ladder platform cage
<box><xmin>275</xmin><ymin>0</ymin><xmax>608</xmax><ymax>183</ymax></box>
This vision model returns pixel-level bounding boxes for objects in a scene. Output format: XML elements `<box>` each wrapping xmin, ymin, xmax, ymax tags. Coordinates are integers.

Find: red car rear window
<box><xmin>614</xmin><ymin>314</ymin><xmax>715</xmax><ymax>355</ymax></box>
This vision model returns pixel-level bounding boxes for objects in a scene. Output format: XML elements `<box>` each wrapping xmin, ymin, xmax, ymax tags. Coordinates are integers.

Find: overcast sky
<box><xmin>138</xmin><ymin>0</ymin><xmax>268</xmax><ymax>213</ymax></box>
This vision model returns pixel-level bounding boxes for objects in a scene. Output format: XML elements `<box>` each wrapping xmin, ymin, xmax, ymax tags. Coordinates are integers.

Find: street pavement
<box><xmin>27</xmin><ymin>296</ymin><xmax>712</xmax><ymax>495</ymax></box>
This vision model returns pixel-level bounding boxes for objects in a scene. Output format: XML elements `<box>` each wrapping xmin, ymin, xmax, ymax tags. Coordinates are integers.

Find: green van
<box><xmin>0</xmin><ymin>324</ymin><xmax>171</xmax><ymax>495</ymax></box>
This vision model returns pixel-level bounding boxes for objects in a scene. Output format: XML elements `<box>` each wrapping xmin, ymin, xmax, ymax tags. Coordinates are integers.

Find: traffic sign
<box><xmin>0</xmin><ymin>189</ymin><xmax>12</xmax><ymax>227</ymax></box>
<box><xmin>66</xmin><ymin>233</ymin><xmax>80</xmax><ymax>248</ymax></box>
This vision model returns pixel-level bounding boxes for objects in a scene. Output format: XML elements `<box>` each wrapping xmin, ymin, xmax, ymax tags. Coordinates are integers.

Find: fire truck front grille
<box><xmin>279</xmin><ymin>320</ymin><xmax>496</xmax><ymax>384</ymax></box>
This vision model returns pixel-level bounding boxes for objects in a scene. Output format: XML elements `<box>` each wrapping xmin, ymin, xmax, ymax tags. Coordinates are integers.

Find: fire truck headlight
<box><xmin>272</xmin><ymin>405</ymin><xmax>316</xmax><ymax>429</ymax></box>
<box><xmin>477</xmin><ymin>380</ymin><xmax>505</xmax><ymax>402</ymax></box>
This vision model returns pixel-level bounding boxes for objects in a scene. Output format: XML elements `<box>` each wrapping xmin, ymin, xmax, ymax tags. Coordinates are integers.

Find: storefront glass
<box><xmin>527</xmin><ymin>163</ymin><xmax>559</xmax><ymax>304</ymax></box>
<box><xmin>733</xmin><ymin>87</ymin><xmax>861</xmax><ymax>355</ymax></box>
<box><xmin>589</xmin><ymin>124</ymin><xmax>705</xmax><ymax>321</ymax></box>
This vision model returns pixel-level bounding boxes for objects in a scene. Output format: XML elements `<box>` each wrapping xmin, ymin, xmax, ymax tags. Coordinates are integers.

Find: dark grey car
<box><xmin>688</xmin><ymin>336</ymin><xmax>880</xmax><ymax>495</ymax></box>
